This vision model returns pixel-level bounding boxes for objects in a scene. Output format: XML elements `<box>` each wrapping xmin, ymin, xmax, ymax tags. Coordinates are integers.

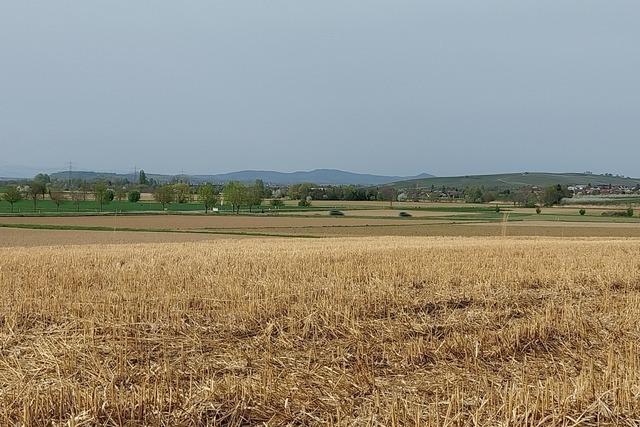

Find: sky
<box><xmin>1</xmin><ymin>1</ymin><xmax>639</xmax><ymax>178</ymax></box>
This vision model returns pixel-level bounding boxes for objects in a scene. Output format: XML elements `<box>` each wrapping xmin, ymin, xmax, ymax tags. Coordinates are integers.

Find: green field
<box><xmin>0</xmin><ymin>200</ymin><xmax>204</xmax><ymax>214</ymax></box>
<box><xmin>0</xmin><ymin>199</ymin><xmax>331</xmax><ymax>215</ymax></box>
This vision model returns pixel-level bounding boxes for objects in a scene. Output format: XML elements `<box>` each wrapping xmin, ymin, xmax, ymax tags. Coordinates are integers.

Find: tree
<box><xmin>2</xmin><ymin>186</ymin><xmax>22</xmax><ymax>212</ymax></box>
<box><xmin>139</xmin><ymin>170</ymin><xmax>148</xmax><ymax>185</ymax></box>
<box><xmin>198</xmin><ymin>183</ymin><xmax>218</xmax><ymax>213</ymax></box>
<box><xmin>512</xmin><ymin>188</ymin><xmax>538</xmax><ymax>207</ymax></box>
<box><xmin>482</xmin><ymin>191</ymin><xmax>497</xmax><ymax>203</ymax></box>
<box><xmin>254</xmin><ymin>179</ymin><xmax>268</xmax><ymax>197</ymax></box>
<box><xmin>247</xmin><ymin>180</ymin><xmax>264</xmax><ymax>212</ymax></box>
<box><xmin>33</xmin><ymin>174</ymin><xmax>49</xmax><ymax>200</ymax></box>
<box><xmin>379</xmin><ymin>186</ymin><xmax>397</xmax><ymax>208</ymax></box>
<box><xmin>223</xmin><ymin>181</ymin><xmax>247</xmax><ymax>214</ymax></box>
<box><xmin>93</xmin><ymin>182</ymin><xmax>108</xmax><ymax>212</ymax></box>
<box><xmin>543</xmin><ymin>184</ymin><xmax>571</xmax><ymax>207</ymax></box>
<box><xmin>173</xmin><ymin>183</ymin><xmax>191</xmax><ymax>203</ymax></box>
<box><xmin>48</xmin><ymin>187</ymin><xmax>65</xmax><ymax>212</ymax></box>
<box><xmin>34</xmin><ymin>173</ymin><xmax>51</xmax><ymax>189</ymax></box>
<box><xmin>128</xmin><ymin>190</ymin><xmax>141</xmax><ymax>203</ymax></box>
<box><xmin>115</xmin><ymin>187</ymin><xmax>127</xmax><ymax>203</ymax></box>
<box><xmin>28</xmin><ymin>181</ymin><xmax>45</xmax><ymax>211</ymax></box>
<box><xmin>579</xmin><ymin>209</ymin><xmax>586</xmax><ymax>216</ymax></box>
<box><xmin>71</xmin><ymin>191</ymin><xmax>83</xmax><ymax>212</ymax></box>
<box><xmin>154</xmin><ymin>185</ymin><xmax>174</xmax><ymax>210</ymax></box>
<box><xmin>464</xmin><ymin>187</ymin><xmax>484</xmax><ymax>204</ymax></box>
<box><xmin>34</xmin><ymin>173</ymin><xmax>50</xmax><ymax>182</ymax></box>
<box><xmin>80</xmin><ymin>181</ymin><xmax>91</xmax><ymax>200</ymax></box>
<box><xmin>288</xmin><ymin>183</ymin><xmax>314</xmax><ymax>200</ymax></box>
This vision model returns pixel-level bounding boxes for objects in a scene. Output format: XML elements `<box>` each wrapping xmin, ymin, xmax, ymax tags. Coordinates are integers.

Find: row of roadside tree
<box><xmin>0</xmin><ymin>175</ymin><xmax>276</xmax><ymax>213</ymax></box>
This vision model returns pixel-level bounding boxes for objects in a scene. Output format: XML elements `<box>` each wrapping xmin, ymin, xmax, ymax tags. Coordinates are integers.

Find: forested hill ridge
<box><xmin>391</xmin><ymin>172</ymin><xmax>640</xmax><ymax>190</ymax></box>
<box><xmin>45</xmin><ymin>169</ymin><xmax>433</xmax><ymax>186</ymax></box>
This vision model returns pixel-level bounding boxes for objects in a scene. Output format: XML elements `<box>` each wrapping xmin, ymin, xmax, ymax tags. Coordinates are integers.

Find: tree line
<box><xmin>1</xmin><ymin>170</ymin><xmax>577</xmax><ymax>213</ymax></box>
<box><xmin>0</xmin><ymin>174</ymin><xmax>275</xmax><ymax>213</ymax></box>
<box><xmin>460</xmin><ymin>185</ymin><xmax>572</xmax><ymax>207</ymax></box>
<box><xmin>0</xmin><ymin>173</ymin><xmax>142</xmax><ymax>212</ymax></box>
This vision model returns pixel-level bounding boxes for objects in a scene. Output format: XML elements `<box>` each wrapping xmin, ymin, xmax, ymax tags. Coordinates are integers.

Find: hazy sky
<box><xmin>1</xmin><ymin>1</ymin><xmax>639</xmax><ymax>177</ymax></box>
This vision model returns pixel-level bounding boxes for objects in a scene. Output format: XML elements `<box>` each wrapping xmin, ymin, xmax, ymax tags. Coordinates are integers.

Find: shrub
<box><xmin>601</xmin><ymin>210</ymin><xmax>630</xmax><ymax>217</ymax></box>
<box><xmin>536</xmin><ymin>207</ymin><xmax>541</xmax><ymax>214</ymax></box>
<box><xmin>494</xmin><ymin>206</ymin><xmax>501</xmax><ymax>213</ymax></box>
<box><xmin>627</xmin><ymin>207</ymin><xmax>634</xmax><ymax>217</ymax></box>
<box><xmin>579</xmin><ymin>209</ymin><xmax>586</xmax><ymax>216</ymax></box>
<box><xmin>298</xmin><ymin>199</ymin><xmax>311</xmax><ymax>207</ymax></box>
<box><xmin>329</xmin><ymin>209</ymin><xmax>344</xmax><ymax>216</ymax></box>
<box><xmin>399</xmin><ymin>211</ymin><xmax>412</xmax><ymax>217</ymax></box>
<box><xmin>128</xmin><ymin>191</ymin><xmax>141</xmax><ymax>203</ymax></box>
<box><xmin>270</xmin><ymin>199</ymin><xmax>284</xmax><ymax>208</ymax></box>
<box><xmin>104</xmin><ymin>189</ymin><xmax>115</xmax><ymax>202</ymax></box>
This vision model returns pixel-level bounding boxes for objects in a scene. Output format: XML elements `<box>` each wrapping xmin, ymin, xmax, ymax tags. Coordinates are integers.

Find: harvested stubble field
<box><xmin>1</xmin><ymin>237</ymin><xmax>640</xmax><ymax>425</ymax></box>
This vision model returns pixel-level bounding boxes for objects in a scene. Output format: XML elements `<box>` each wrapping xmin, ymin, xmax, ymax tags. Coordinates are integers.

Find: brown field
<box><xmin>474</xmin><ymin>220</ymin><xmax>640</xmax><ymax>229</ymax></box>
<box><xmin>214</xmin><ymin>222</ymin><xmax>640</xmax><ymax>238</ymax></box>
<box><xmin>0</xmin><ymin>214</ymin><xmax>423</xmax><ymax>230</ymax></box>
<box><xmin>0</xmin><ymin>228</ymin><xmax>250</xmax><ymax>247</ymax></box>
<box><xmin>508</xmin><ymin>207</ymin><xmax>633</xmax><ymax>216</ymax></box>
<box><xmin>308</xmin><ymin>200</ymin><xmax>475</xmax><ymax>209</ymax></box>
<box><xmin>1</xmin><ymin>237</ymin><xmax>640</xmax><ymax>425</ymax></box>
<box><xmin>287</xmin><ymin>209</ymin><xmax>476</xmax><ymax>217</ymax></box>
<box><xmin>3</xmin><ymin>217</ymin><xmax>640</xmax><ymax>248</ymax></box>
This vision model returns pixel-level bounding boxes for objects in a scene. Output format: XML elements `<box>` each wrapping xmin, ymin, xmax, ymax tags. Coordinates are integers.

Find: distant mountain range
<box><xmin>6</xmin><ymin>167</ymin><xmax>639</xmax><ymax>189</ymax></box>
<box><xmin>37</xmin><ymin>169</ymin><xmax>434</xmax><ymax>186</ymax></box>
<box><xmin>193</xmin><ymin>169</ymin><xmax>434</xmax><ymax>185</ymax></box>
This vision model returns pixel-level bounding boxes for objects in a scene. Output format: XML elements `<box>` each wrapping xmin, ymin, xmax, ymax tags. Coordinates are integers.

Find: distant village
<box><xmin>567</xmin><ymin>183</ymin><xmax>640</xmax><ymax>196</ymax></box>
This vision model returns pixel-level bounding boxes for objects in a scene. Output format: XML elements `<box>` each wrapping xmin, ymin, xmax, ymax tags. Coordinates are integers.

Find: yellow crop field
<box><xmin>1</xmin><ymin>237</ymin><xmax>640</xmax><ymax>425</ymax></box>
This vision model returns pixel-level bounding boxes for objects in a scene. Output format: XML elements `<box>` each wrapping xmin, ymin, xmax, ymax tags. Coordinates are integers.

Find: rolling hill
<box><xmin>391</xmin><ymin>172</ymin><xmax>640</xmax><ymax>190</ymax></box>
<box><xmin>194</xmin><ymin>169</ymin><xmax>433</xmax><ymax>185</ymax></box>
<box><xmin>47</xmin><ymin>169</ymin><xmax>433</xmax><ymax>186</ymax></box>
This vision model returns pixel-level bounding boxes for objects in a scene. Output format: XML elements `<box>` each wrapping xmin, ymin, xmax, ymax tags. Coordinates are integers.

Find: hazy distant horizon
<box><xmin>0</xmin><ymin>162</ymin><xmax>436</xmax><ymax>179</ymax></box>
<box><xmin>0</xmin><ymin>163</ymin><xmax>636</xmax><ymax>180</ymax></box>
<box><xmin>2</xmin><ymin>1</ymin><xmax>639</xmax><ymax>177</ymax></box>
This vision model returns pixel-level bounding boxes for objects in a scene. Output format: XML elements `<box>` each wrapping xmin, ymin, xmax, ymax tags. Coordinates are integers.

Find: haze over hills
<box><xmin>43</xmin><ymin>169</ymin><xmax>434</xmax><ymax>186</ymax></box>
<box><xmin>5</xmin><ymin>168</ymin><xmax>640</xmax><ymax>190</ymax></box>
<box><xmin>391</xmin><ymin>172</ymin><xmax>640</xmax><ymax>190</ymax></box>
